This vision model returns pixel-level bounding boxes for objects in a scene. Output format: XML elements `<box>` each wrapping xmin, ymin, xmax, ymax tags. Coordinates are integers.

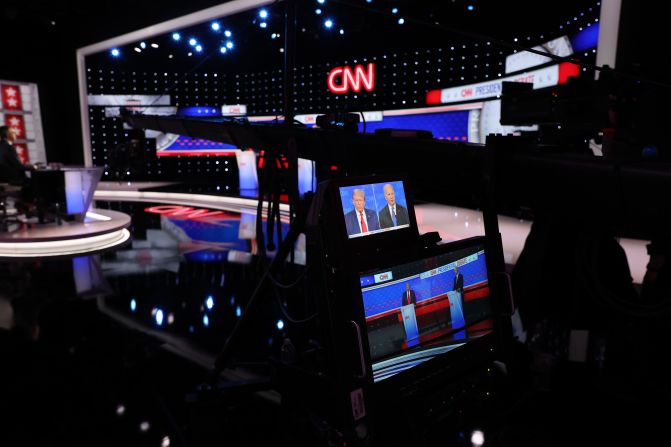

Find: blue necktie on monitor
<box><xmin>391</xmin><ymin>206</ymin><xmax>397</xmax><ymax>226</ymax></box>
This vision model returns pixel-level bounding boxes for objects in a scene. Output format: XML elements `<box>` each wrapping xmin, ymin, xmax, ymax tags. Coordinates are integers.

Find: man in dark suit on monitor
<box><xmin>453</xmin><ymin>265</ymin><xmax>464</xmax><ymax>296</ymax></box>
<box><xmin>344</xmin><ymin>188</ymin><xmax>380</xmax><ymax>236</ymax></box>
<box><xmin>400</xmin><ymin>282</ymin><xmax>419</xmax><ymax>346</ymax></box>
<box><xmin>401</xmin><ymin>283</ymin><xmax>417</xmax><ymax>307</ymax></box>
<box><xmin>448</xmin><ymin>265</ymin><xmax>466</xmax><ymax>337</ymax></box>
<box><xmin>378</xmin><ymin>183</ymin><xmax>409</xmax><ymax>229</ymax></box>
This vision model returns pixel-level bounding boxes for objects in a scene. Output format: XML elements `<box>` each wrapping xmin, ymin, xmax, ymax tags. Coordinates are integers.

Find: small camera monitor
<box><xmin>338</xmin><ymin>180</ymin><xmax>411</xmax><ymax>239</ymax></box>
<box><xmin>329</xmin><ymin>176</ymin><xmax>417</xmax><ymax>252</ymax></box>
<box><xmin>358</xmin><ymin>236</ymin><xmax>494</xmax><ymax>382</ymax></box>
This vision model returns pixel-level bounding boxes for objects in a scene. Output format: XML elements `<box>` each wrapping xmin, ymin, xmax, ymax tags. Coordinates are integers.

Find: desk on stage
<box><xmin>31</xmin><ymin>166</ymin><xmax>103</xmax><ymax>221</ymax></box>
<box><xmin>0</xmin><ymin>166</ymin><xmax>131</xmax><ymax>258</ymax></box>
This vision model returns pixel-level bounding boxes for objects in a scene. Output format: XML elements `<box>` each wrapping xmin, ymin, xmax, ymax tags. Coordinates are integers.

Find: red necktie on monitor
<box><xmin>407</xmin><ymin>291</ymin><xmax>410</xmax><ymax>305</ymax></box>
<box><xmin>360</xmin><ymin>211</ymin><xmax>368</xmax><ymax>232</ymax></box>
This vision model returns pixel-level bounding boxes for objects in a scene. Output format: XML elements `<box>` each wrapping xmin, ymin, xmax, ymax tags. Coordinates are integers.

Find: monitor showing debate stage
<box><xmin>359</xmin><ymin>239</ymin><xmax>494</xmax><ymax>382</ymax></box>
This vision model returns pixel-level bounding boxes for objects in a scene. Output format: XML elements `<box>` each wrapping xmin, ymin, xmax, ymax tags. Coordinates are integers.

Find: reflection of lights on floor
<box><xmin>94</xmin><ymin>189</ymin><xmax>290</xmax><ymax>216</ymax></box>
<box><xmin>471</xmin><ymin>429</ymin><xmax>485</xmax><ymax>447</ymax></box>
<box><xmin>154</xmin><ymin>309</ymin><xmax>164</xmax><ymax>326</ymax></box>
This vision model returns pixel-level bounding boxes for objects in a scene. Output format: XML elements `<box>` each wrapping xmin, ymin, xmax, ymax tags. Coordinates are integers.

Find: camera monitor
<box><xmin>337</xmin><ymin>180</ymin><xmax>412</xmax><ymax>239</ymax></box>
<box><xmin>358</xmin><ymin>237</ymin><xmax>493</xmax><ymax>382</ymax></box>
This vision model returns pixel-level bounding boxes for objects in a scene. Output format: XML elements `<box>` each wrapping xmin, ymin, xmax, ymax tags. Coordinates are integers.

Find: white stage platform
<box><xmin>0</xmin><ymin>209</ymin><xmax>131</xmax><ymax>258</ymax></box>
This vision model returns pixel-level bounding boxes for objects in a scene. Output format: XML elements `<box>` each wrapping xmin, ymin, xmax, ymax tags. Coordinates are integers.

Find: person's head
<box><xmin>454</xmin><ymin>265</ymin><xmax>459</xmax><ymax>275</ymax></box>
<box><xmin>352</xmin><ymin>189</ymin><xmax>365</xmax><ymax>212</ymax></box>
<box><xmin>405</xmin><ymin>283</ymin><xmax>410</xmax><ymax>291</ymax></box>
<box><xmin>0</xmin><ymin>126</ymin><xmax>17</xmax><ymax>144</ymax></box>
<box><xmin>383</xmin><ymin>184</ymin><xmax>396</xmax><ymax>206</ymax></box>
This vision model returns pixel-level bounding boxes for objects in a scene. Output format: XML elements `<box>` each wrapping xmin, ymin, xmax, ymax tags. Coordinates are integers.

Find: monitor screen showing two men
<box><xmin>338</xmin><ymin>181</ymin><xmax>410</xmax><ymax>239</ymax></box>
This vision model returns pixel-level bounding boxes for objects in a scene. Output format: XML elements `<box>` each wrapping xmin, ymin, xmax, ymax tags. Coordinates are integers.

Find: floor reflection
<box><xmin>0</xmin><ymin>198</ymin><xmax>304</xmax><ymax>445</ymax></box>
<box><xmin>92</xmin><ymin>199</ymin><xmax>304</xmax><ymax>361</ymax></box>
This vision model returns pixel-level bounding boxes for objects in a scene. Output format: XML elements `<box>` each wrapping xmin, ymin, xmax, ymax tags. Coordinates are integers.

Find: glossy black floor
<box><xmin>2</xmin><ymin>195</ymin><xmax>670</xmax><ymax>446</ymax></box>
<box><xmin>0</xmin><ymin>198</ymin><xmax>300</xmax><ymax>446</ymax></box>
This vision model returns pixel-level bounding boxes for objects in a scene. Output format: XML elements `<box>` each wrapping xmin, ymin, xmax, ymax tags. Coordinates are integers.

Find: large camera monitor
<box><xmin>358</xmin><ymin>236</ymin><xmax>494</xmax><ymax>382</ymax></box>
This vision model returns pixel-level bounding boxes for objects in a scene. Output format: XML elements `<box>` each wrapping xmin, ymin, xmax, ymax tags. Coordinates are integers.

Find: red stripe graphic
<box><xmin>425</xmin><ymin>89</ymin><xmax>442</xmax><ymax>105</ymax></box>
<box><xmin>369</xmin><ymin>282</ymin><xmax>490</xmax><ymax>323</ymax></box>
<box><xmin>157</xmin><ymin>150</ymin><xmax>237</xmax><ymax>157</ymax></box>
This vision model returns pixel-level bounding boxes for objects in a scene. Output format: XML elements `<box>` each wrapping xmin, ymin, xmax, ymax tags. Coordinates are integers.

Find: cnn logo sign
<box><xmin>327</xmin><ymin>63</ymin><xmax>375</xmax><ymax>94</ymax></box>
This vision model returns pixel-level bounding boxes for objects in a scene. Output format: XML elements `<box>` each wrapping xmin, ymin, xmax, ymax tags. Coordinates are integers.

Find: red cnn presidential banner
<box><xmin>5</xmin><ymin>114</ymin><xmax>26</xmax><ymax>139</ymax></box>
<box><xmin>1</xmin><ymin>84</ymin><xmax>23</xmax><ymax>110</ymax></box>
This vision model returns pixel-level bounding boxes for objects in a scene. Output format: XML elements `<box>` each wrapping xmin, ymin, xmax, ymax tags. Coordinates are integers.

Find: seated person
<box><xmin>0</xmin><ymin>126</ymin><xmax>28</xmax><ymax>186</ymax></box>
<box><xmin>0</xmin><ymin>126</ymin><xmax>37</xmax><ymax>216</ymax></box>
